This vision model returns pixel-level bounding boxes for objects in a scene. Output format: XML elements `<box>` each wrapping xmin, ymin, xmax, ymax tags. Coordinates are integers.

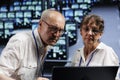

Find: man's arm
<box><xmin>0</xmin><ymin>74</ymin><xmax>15</xmax><ymax>80</ymax></box>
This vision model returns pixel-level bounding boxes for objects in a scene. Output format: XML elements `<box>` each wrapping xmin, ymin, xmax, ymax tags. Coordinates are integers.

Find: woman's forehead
<box><xmin>83</xmin><ymin>23</ymin><xmax>99</xmax><ymax>29</ymax></box>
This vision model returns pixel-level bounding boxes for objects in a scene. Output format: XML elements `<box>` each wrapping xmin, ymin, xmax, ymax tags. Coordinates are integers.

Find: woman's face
<box><xmin>80</xmin><ymin>22</ymin><xmax>102</xmax><ymax>46</ymax></box>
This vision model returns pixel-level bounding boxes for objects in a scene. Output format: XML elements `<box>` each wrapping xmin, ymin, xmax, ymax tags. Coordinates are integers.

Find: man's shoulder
<box><xmin>10</xmin><ymin>30</ymin><xmax>32</xmax><ymax>42</ymax></box>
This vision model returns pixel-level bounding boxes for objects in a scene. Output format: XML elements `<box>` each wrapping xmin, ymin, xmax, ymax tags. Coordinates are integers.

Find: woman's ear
<box><xmin>80</xmin><ymin>29</ymin><xmax>82</xmax><ymax>35</ymax></box>
<box><xmin>99</xmin><ymin>32</ymin><xmax>103</xmax><ymax>39</ymax></box>
<box><xmin>100</xmin><ymin>32</ymin><xmax>103</xmax><ymax>36</ymax></box>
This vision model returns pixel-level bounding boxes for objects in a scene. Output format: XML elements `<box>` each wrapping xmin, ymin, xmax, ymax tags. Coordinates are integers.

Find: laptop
<box><xmin>52</xmin><ymin>66</ymin><xmax>119</xmax><ymax>80</ymax></box>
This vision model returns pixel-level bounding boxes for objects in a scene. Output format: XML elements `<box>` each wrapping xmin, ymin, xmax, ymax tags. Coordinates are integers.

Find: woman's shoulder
<box><xmin>76</xmin><ymin>47</ymin><xmax>83</xmax><ymax>52</ymax></box>
<box><xmin>74</xmin><ymin>47</ymin><xmax>84</xmax><ymax>56</ymax></box>
<box><xmin>98</xmin><ymin>42</ymin><xmax>117</xmax><ymax>56</ymax></box>
<box><xmin>98</xmin><ymin>42</ymin><xmax>113</xmax><ymax>50</ymax></box>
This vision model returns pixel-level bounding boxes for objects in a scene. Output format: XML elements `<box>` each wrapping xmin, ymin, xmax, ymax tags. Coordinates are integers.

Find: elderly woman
<box><xmin>67</xmin><ymin>14</ymin><xmax>119</xmax><ymax>66</ymax></box>
<box><xmin>66</xmin><ymin>14</ymin><xmax>120</xmax><ymax>79</ymax></box>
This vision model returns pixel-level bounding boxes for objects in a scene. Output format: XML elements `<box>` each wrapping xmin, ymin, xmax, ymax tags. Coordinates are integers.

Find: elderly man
<box><xmin>0</xmin><ymin>9</ymin><xmax>65</xmax><ymax>80</ymax></box>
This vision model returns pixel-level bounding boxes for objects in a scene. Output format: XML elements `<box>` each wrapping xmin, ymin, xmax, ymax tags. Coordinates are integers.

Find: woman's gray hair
<box><xmin>80</xmin><ymin>14</ymin><xmax>104</xmax><ymax>33</ymax></box>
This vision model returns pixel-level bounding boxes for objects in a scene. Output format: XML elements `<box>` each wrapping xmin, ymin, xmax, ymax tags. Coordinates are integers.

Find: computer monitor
<box><xmin>7</xmin><ymin>12</ymin><xmax>15</xmax><ymax>18</ymax></box>
<box><xmin>4</xmin><ymin>21</ymin><xmax>14</xmax><ymax>29</ymax></box>
<box><xmin>84</xmin><ymin>0</ymin><xmax>91</xmax><ymax>3</ymax></box>
<box><xmin>25</xmin><ymin>1</ymin><xmax>31</xmax><ymax>5</ymax></box>
<box><xmin>0</xmin><ymin>6</ymin><xmax>7</xmax><ymax>11</ymax></box>
<box><xmin>0</xmin><ymin>12</ymin><xmax>7</xmax><ymax>19</ymax></box>
<box><xmin>24</xmin><ymin>11</ymin><xmax>32</xmax><ymax>18</ymax></box>
<box><xmin>15</xmin><ymin>11</ymin><xmax>23</xmax><ymax>18</ymax></box>
<box><xmin>21</xmin><ymin>6</ymin><xmax>28</xmax><ymax>10</ymax></box>
<box><xmin>74</xmin><ymin>16</ymin><xmax>83</xmax><ymax>23</ymax></box>
<box><xmin>0</xmin><ymin>21</ymin><xmax>3</xmax><ymax>29</ymax></box>
<box><xmin>71</xmin><ymin>3</ymin><xmax>79</xmax><ymax>9</ymax></box>
<box><xmin>14</xmin><ymin>6</ymin><xmax>21</xmax><ymax>11</ymax></box>
<box><xmin>77</xmin><ymin>0</ymin><xmax>84</xmax><ymax>3</ymax></box>
<box><xmin>13</xmin><ymin>1</ymin><xmax>20</xmax><ymax>6</ymax></box>
<box><xmin>65</xmin><ymin>22</ymin><xmax>77</xmax><ymax>46</ymax></box>
<box><xmin>32</xmin><ymin>1</ymin><xmax>38</xmax><ymax>5</ymax></box>
<box><xmin>74</xmin><ymin>9</ymin><xmax>83</xmax><ymax>17</ymax></box>
<box><xmin>47</xmin><ymin>42</ymin><xmax>67</xmax><ymax>60</ymax></box>
<box><xmin>23</xmin><ymin>18</ymin><xmax>31</xmax><ymax>25</ymax></box>
<box><xmin>46</xmin><ymin>33</ymin><xmax>68</xmax><ymax>60</ymax></box>
<box><xmin>80</xmin><ymin>3</ymin><xmax>88</xmax><ymax>9</ymax></box>
<box><xmin>32</xmin><ymin>11</ymin><xmax>41</xmax><ymax>19</ymax></box>
<box><xmin>52</xmin><ymin>66</ymin><xmax>119</xmax><ymax>80</ymax></box>
<box><xmin>65</xmin><ymin>23</ymin><xmax>76</xmax><ymax>31</ymax></box>
<box><xmin>35</xmin><ymin>5</ymin><xmax>41</xmax><ymax>11</ymax></box>
<box><xmin>9</xmin><ymin>6</ymin><xmax>14</xmax><ymax>11</ymax></box>
<box><xmin>28</xmin><ymin>5</ymin><xmax>35</xmax><ymax>10</ymax></box>
<box><xmin>65</xmin><ymin>9</ymin><xmax>73</xmax><ymax>17</ymax></box>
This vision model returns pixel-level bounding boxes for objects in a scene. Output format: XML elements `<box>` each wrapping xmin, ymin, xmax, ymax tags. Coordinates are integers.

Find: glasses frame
<box><xmin>42</xmin><ymin>20</ymin><xmax>64</xmax><ymax>35</ymax></box>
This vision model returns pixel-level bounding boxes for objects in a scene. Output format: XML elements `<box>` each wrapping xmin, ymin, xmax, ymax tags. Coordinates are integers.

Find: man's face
<box><xmin>39</xmin><ymin>15</ymin><xmax>65</xmax><ymax>46</ymax></box>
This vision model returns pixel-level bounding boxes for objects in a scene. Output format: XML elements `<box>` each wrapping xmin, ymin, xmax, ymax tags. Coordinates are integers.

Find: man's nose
<box><xmin>53</xmin><ymin>31</ymin><xmax>61</xmax><ymax>36</ymax></box>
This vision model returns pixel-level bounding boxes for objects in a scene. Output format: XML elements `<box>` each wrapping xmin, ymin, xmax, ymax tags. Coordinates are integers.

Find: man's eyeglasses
<box><xmin>42</xmin><ymin>20</ymin><xmax>64</xmax><ymax>35</ymax></box>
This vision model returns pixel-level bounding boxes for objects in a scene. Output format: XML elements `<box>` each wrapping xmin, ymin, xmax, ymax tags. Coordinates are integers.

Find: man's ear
<box><xmin>39</xmin><ymin>19</ymin><xmax>42</xmax><ymax>26</ymax></box>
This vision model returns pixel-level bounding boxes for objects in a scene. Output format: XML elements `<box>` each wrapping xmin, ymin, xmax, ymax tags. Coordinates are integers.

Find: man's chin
<box><xmin>49</xmin><ymin>43</ymin><xmax>56</xmax><ymax>46</ymax></box>
<box><xmin>49</xmin><ymin>41</ymin><xmax>57</xmax><ymax>46</ymax></box>
<box><xmin>47</xmin><ymin>39</ymin><xmax>58</xmax><ymax>45</ymax></box>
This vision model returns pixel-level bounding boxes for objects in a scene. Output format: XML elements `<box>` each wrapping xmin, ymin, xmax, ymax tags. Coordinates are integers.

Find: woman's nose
<box><xmin>88</xmin><ymin>30</ymin><xmax>93</xmax><ymax>35</ymax></box>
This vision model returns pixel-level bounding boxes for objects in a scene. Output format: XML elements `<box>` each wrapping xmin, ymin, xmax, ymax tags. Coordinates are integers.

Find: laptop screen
<box><xmin>52</xmin><ymin>66</ymin><xmax>119</xmax><ymax>80</ymax></box>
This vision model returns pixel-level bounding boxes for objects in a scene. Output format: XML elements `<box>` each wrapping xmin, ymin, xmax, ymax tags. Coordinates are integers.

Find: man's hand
<box><xmin>37</xmin><ymin>77</ymin><xmax>49</xmax><ymax>80</ymax></box>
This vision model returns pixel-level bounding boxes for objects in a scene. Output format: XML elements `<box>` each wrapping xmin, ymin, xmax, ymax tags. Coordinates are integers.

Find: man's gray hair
<box><xmin>40</xmin><ymin>8</ymin><xmax>57</xmax><ymax>21</ymax></box>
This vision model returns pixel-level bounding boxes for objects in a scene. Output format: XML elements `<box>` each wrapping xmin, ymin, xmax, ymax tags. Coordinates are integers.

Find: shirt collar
<box><xmin>96</xmin><ymin>42</ymin><xmax>104</xmax><ymax>50</ymax></box>
<box><xmin>33</xmin><ymin>28</ymin><xmax>52</xmax><ymax>51</ymax></box>
<box><xmin>33</xmin><ymin>28</ymin><xmax>44</xmax><ymax>49</ymax></box>
<box><xmin>78</xmin><ymin>42</ymin><xmax>104</xmax><ymax>58</ymax></box>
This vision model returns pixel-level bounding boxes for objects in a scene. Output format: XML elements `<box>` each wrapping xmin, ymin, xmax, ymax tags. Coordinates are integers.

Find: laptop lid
<box><xmin>52</xmin><ymin>66</ymin><xmax>119</xmax><ymax>80</ymax></box>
